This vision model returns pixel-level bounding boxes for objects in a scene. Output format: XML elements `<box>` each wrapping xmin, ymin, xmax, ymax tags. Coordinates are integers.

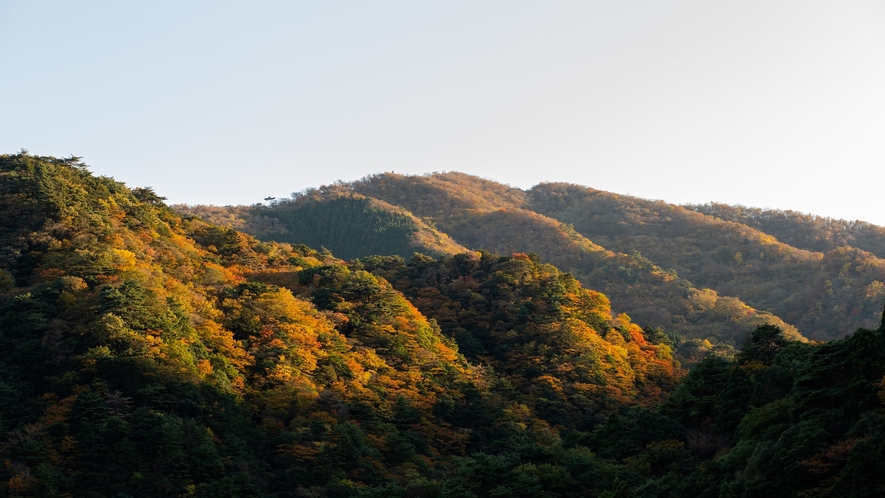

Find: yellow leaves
<box><xmin>865</xmin><ymin>280</ymin><xmax>885</xmax><ymax>300</ymax></box>
<box><xmin>197</xmin><ymin>359</ymin><xmax>214</xmax><ymax>376</ymax></box>
<box><xmin>534</xmin><ymin>375</ymin><xmax>564</xmax><ymax>393</ymax></box>
<box><xmin>689</xmin><ymin>288</ymin><xmax>719</xmax><ymax>311</ymax></box>
<box><xmin>202</xmin><ymin>262</ymin><xmax>238</xmax><ymax>286</ymax></box>
<box><xmin>559</xmin><ymin>288</ymin><xmax>612</xmax><ymax>324</ymax></box>
<box><xmin>254</xmin><ymin>288</ymin><xmax>323</xmax><ymax>324</ymax></box>
<box><xmin>611</xmin><ymin>313</ymin><xmax>635</xmax><ymax>330</ymax></box>
<box><xmin>604</xmin><ymin>329</ymin><xmax>628</xmax><ymax>348</ymax></box>
<box><xmin>196</xmin><ymin>320</ymin><xmax>251</xmax><ymax>368</ymax></box>
<box><xmin>104</xmin><ymin>232</ymin><xmax>126</xmax><ymax>248</ymax></box>
<box><xmin>431</xmin><ymin>340</ymin><xmax>458</xmax><ymax>363</ymax></box>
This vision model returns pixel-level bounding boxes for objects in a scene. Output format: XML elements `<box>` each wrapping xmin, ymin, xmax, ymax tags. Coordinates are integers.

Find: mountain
<box><xmin>176</xmin><ymin>186</ymin><xmax>468</xmax><ymax>261</ymax></box>
<box><xmin>3</xmin><ymin>153</ymin><xmax>885</xmax><ymax>496</ymax></box>
<box><xmin>195</xmin><ymin>172</ymin><xmax>885</xmax><ymax>342</ymax></box>
<box><xmin>527</xmin><ymin>183</ymin><xmax>885</xmax><ymax>339</ymax></box>
<box><xmin>189</xmin><ymin>173</ymin><xmax>801</xmax><ymax>347</ymax></box>
<box><xmin>350</xmin><ymin>173</ymin><xmax>804</xmax><ymax>346</ymax></box>
<box><xmin>0</xmin><ymin>153</ymin><xmax>680</xmax><ymax>496</ymax></box>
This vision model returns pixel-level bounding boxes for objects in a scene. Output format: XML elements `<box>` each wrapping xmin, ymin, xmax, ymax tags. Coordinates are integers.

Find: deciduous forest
<box><xmin>3</xmin><ymin>155</ymin><xmax>884</xmax><ymax>496</ymax></box>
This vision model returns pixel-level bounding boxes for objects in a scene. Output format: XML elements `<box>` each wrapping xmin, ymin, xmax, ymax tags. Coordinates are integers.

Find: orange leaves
<box><xmin>201</xmin><ymin>261</ymin><xmax>241</xmax><ymax>286</ymax></box>
<box><xmin>799</xmin><ymin>438</ymin><xmax>863</xmax><ymax>488</ymax></box>
<box><xmin>197</xmin><ymin>359</ymin><xmax>214</xmax><ymax>376</ymax></box>
<box><xmin>37</xmin><ymin>267</ymin><xmax>66</xmax><ymax>281</ymax></box>
<box><xmin>195</xmin><ymin>320</ymin><xmax>251</xmax><ymax>372</ymax></box>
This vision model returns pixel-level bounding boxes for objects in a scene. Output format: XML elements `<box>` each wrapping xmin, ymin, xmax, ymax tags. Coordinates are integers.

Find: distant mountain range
<box><xmin>177</xmin><ymin>172</ymin><xmax>885</xmax><ymax>344</ymax></box>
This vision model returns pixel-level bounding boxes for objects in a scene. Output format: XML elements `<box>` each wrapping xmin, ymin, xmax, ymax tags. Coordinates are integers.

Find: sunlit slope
<box><xmin>0</xmin><ymin>153</ymin><xmax>492</xmax><ymax>493</ymax></box>
<box><xmin>353</xmin><ymin>173</ymin><xmax>801</xmax><ymax>345</ymax></box>
<box><xmin>0</xmin><ymin>153</ymin><xmax>686</xmax><ymax>495</ymax></box>
<box><xmin>176</xmin><ymin>187</ymin><xmax>469</xmax><ymax>261</ymax></box>
<box><xmin>529</xmin><ymin>183</ymin><xmax>885</xmax><ymax>339</ymax></box>
<box><xmin>686</xmin><ymin>202</ymin><xmax>885</xmax><ymax>259</ymax></box>
<box><xmin>359</xmin><ymin>252</ymin><xmax>682</xmax><ymax>422</ymax></box>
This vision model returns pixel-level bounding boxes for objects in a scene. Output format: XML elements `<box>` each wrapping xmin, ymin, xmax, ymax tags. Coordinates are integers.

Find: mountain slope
<box><xmin>528</xmin><ymin>183</ymin><xmax>885</xmax><ymax>339</ymax></box>
<box><xmin>686</xmin><ymin>202</ymin><xmax>885</xmax><ymax>259</ymax></box>
<box><xmin>350</xmin><ymin>173</ymin><xmax>802</xmax><ymax>345</ymax></box>
<box><xmin>175</xmin><ymin>172</ymin><xmax>885</xmax><ymax>343</ymax></box>
<box><xmin>176</xmin><ymin>186</ymin><xmax>468</xmax><ymax>261</ymax></box>
<box><xmin>0</xmin><ymin>153</ymin><xmax>502</xmax><ymax>494</ymax></box>
<box><xmin>0</xmin><ymin>153</ymin><xmax>686</xmax><ymax>496</ymax></box>
<box><xmin>4</xmin><ymin>153</ymin><xmax>885</xmax><ymax>496</ymax></box>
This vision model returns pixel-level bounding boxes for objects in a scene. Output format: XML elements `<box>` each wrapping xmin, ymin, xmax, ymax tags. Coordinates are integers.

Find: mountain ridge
<box><xmin>526</xmin><ymin>181</ymin><xmax>885</xmax><ymax>339</ymax></box>
<box><xmin>191</xmin><ymin>171</ymin><xmax>883</xmax><ymax>342</ymax></box>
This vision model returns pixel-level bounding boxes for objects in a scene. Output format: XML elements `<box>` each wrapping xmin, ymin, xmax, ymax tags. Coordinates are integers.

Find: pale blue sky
<box><xmin>3</xmin><ymin>1</ymin><xmax>884</xmax><ymax>225</ymax></box>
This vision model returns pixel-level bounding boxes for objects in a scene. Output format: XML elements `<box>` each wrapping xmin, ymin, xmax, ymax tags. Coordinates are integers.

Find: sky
<box><xmin>2</xmin><ymin>1</ymin><xmax>884</xmax><ymax>225</ymax></box>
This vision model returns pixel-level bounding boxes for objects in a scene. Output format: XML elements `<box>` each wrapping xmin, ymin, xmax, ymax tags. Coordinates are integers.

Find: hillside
<box><xmin>686</xmin><ymin>202</ymin><xmax>885</xmax><ymax>259</ymax></box>
<box><xmin>528</xmin><ymin>183</ymin><xmax>885</xmax><ymax>339</ymax></box>
<box><xmin>175</xmin><ymin>187</ymin><xmax>468</xmax><ymax>261</ymax></box>
<box><xmin>200</xmin><ymin>171</ymin><xmax>885</xmax><ymax>342</ymax></box>
<box><xmin>180</xmin><ymin>173</ymin><xmax>804</xmax><ymax>347</ymax></box>
<box><xmin>0</xmin><ymin>153</ymin><xmax>683</xmax><ymax>496</ymax></box>
<box><xmin>3</xmin><ymin>153</ymin><xmax>885</xmax><ymax>496</ymax></box>
<box><xmin>352</xmin><ymin>173</ymin><xmax>803</xmax><ymax>346</ymax></box>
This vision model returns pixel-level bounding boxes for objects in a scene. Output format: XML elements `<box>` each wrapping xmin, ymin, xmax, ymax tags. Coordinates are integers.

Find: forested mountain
<box><xmin>194</xmin><ymin>172</ymin><xmax>885</xmax><ymax>342</ymax></box>
<box><xmin>3</xmin><ymin>153</ymin><xmax>885</xmax><ymax>496</ymax></box>
<box><xmin>0</xmin><ymin>153</ymin><xmax>678</xmax><ymax>496</ymax></box>
<box><xmin>175</xmin><ymin>187</ymin><xmax>468</xmax><ymax>261</ymax></box>
<box><xmin>527</xmin><ymin>183</ymin><xmax>885</xmax><ymax>339</ymax></box>
<box><xmin>349</xmin><ymin>173</ymin><xmax>802</xmax><ymax>346</ymax></box>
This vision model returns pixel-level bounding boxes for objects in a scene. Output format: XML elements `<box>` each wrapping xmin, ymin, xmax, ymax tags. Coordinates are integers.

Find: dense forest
<box><xmin>191</xmin><ymin>172</ymin><xmax>885</xmax><ymax>343</ymax></box>
<box><xmin>178</xmin><ymin>188</ymin><xmax>467</xmax><ymax>262</ymax></box>
<box><xmin>3</xmin><ymin>154</ymin><xmax>885</xmax><ymax>496</ymax></box>
<box><xmin>185</xmin><ymin>174</ymin><xmax>804</xmax><ymax>350</ymax></box>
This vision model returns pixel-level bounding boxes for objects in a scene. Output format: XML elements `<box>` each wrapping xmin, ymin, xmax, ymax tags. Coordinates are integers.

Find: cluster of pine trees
<box><xmin>2</xmin><ymin>154</ymin><xmax>884</xmax><ymax>496</ymax></box>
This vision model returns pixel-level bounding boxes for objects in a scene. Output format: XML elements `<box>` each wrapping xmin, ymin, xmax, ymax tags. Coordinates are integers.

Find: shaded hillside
<box><xmin>0</xmin><ymin>153</ymin><xmax>686</xmax><ymax>496</ymax></box>
<box><xmin>176</xmin><ymin>188</ymin><xmax>468</xmax><ymax>261</ymax></box>
<box><xmin>641</xmin><ymin>322</ymin><xmax>885</xmax><ymax>497</ymax></box>
<box><xmin>352</xmin><ymin>173</ymin><xmax>801</xmax><ymax>345</ymax></box>
<box><xmin>686</xmin><ymin>202</ymin><xmax>885</xmax><ymax>260</ymax></box>
<box><xmin>423</xmin><ymin>320</ymin><xmax>885</xmax><ymax>497</ymax></box>
<box><xmin>528</xmin><ymin>183</ymin><xmax>885</xmax><ymax>339</ymax></box>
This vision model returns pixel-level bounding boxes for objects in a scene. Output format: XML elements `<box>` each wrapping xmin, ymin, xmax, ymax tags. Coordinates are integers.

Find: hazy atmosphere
<box><xmin>3</xmin><ymin>1</ymin><xmax>884</xmax><ymax>224</ymax></box>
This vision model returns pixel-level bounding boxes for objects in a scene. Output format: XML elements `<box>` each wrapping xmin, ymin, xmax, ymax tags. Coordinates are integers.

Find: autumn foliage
<box><xmin>2</xmin><ymin>155</ymin><xmax>884</xmax><ymax>496</ymax></box>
